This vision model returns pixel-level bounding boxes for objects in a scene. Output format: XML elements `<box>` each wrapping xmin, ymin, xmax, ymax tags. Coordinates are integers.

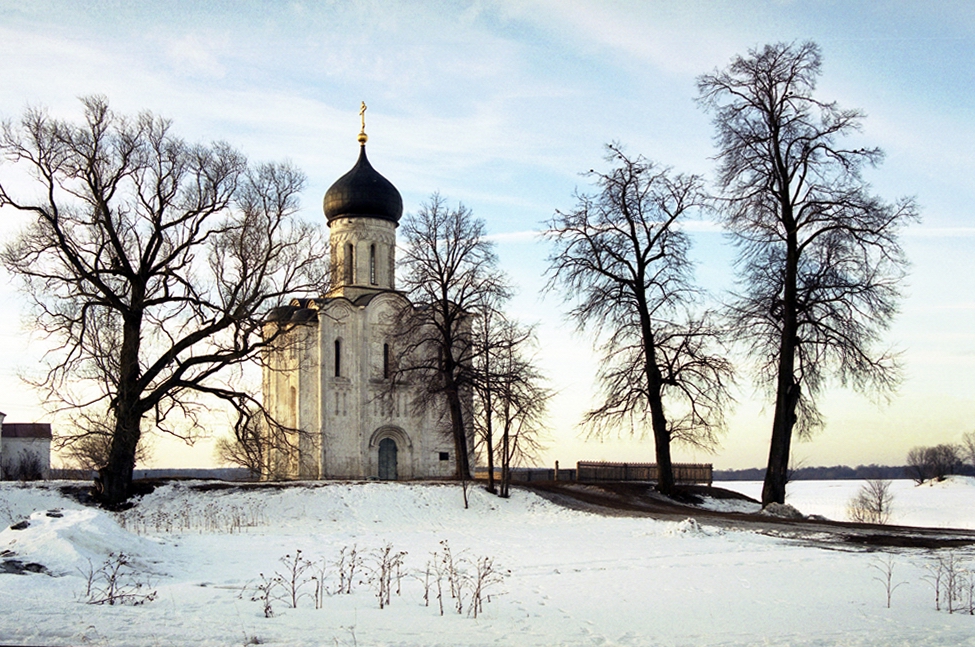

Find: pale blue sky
<box><xmin>0</xmin><ymin>1</ymin><xmax>973</xmax><ymax>470</ymax></box>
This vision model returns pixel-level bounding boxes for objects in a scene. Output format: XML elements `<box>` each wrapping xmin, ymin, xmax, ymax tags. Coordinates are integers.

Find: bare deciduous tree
<box><xmin>544</xmin><ymin>145</ymin><xmax>732</xmax><ymax>495</ymax></box>
<box><xmin>906</xmin><ymin>444</ymin><xmax>962</xmax><ymax>484</ymax></box>
<box><xmin>960</xmin><ymin>431</ymin><xmax>975</xmax><ymax>470</ymax></box>
<box><xmin>847</xmin><ymin>478</ymin><xmax>894</xmax><ymax>524</ymax></box>
<box><xmin>0</xmin><ymin>97</ymin><xmax>327</xmax><ymax>504</ymax></box>
<box><xmin>213</xmin><ymin>411</ymin><xmax>302</xmax><ymax>481</ymax></box>
<box><xmin>472</xmin><ymin>306</ymin><xmax>549</xmax><ymax>497</ymax></box>
<box><xmin>697</xmin><ymin>41</ymin><xmax>918</xmax><ymax>505</ymax></box>
<box><xmin>393</xmin><ymin>194</ymin><xmax>510</xmax><ymax>481</ymax></box>
<box><xmin>57</xmin><ymin>409</ymin><xmax>152</xmax><ymax>474</ymax></box>
<box><xmin>484</xmin><ymin>318</ymin><xmax>550</xmax><ymax>499</ymax></box>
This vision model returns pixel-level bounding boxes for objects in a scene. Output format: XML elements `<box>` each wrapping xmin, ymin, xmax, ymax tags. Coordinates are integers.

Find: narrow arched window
<box><xmin>289</xmin><ymin>386</ymin><xmax>297</xmax><ymax>428</ymax></box>
<box><xmin>344</xmin><ymin>243</ymin><xmax>354</xmax><ymax>284</ymax></box>
<box><xmin>369</xmin><ymin>244</ymin><xmax>377</xmax><ymax>285</ymax></box>
<box><xmin>334</xmin><ymin>339</ymin><xmax>341</xmax><ymax>377</ymax></box>
<box><xmin>383</xmin><ymin>342</ymin><xmax>390</xmax><ymax>379</ymax></box>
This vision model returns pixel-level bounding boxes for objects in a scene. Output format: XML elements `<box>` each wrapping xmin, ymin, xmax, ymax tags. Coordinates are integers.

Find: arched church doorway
<box><xmin>378</xmin><ymin>437</ymin><xmax>397</xmax><ymax>480</ymax></box>
<box><xmin>369</xmin><ymin>426</ymin><xmax>413</xmax><ymax>479</ymax></box>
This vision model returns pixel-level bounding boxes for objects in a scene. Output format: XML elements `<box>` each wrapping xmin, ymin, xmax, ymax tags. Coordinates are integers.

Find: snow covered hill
<box><xmin>1</xmin><ymin>480</ymin><xmax>974</xmax><ymax>646</ymax></box>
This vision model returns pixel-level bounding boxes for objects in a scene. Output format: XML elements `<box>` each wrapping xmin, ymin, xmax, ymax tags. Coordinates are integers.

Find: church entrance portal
<box><xmin>378</xmin><ymin>437</ymin><xmax>398</xmax><ymax>480</ymax></box>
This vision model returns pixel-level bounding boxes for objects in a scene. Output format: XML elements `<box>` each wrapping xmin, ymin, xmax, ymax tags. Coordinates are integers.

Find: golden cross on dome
<box><xmin>358</xmin><ymin>101</ymin><xmax>368</xmax><ymax>145</ymax></box>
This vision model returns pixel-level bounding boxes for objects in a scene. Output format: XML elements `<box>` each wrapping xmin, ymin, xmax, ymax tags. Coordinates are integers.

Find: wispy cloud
<box><xmin>484</xmin><ymin>230</ymin><xmax>542</xmax><ymax>244</ymax></box>
<box><xmin>161</xmin><ymin>32</ymin><xmax>230</xmax><ymax>79</ymax></box>
<box><xmin>904</xmin><ymin>227</ymin><xmax>975</xmax><ymax>238</ymax></box>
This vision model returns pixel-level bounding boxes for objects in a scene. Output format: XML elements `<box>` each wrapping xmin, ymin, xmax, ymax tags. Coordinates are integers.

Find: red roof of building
<box><xmin>1</xmin><ymin>423</ymin><xmax>52</xmax><ymax>439</ymax></box>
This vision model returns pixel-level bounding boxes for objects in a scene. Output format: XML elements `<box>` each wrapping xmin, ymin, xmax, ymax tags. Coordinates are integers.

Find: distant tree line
<box><xmin>905</xmin><ymin>433</ymin><xmax>975</xmax><ymax>484</ymax></box>
<box><xmin>715</xmin><ymin>465</ymin><xmax>925</xmax><ymax>481</ymax></box>
<box><xmin>716</xmin><ymin>453</ymin><xmax>975</xmax><ymax>482</ymax></box>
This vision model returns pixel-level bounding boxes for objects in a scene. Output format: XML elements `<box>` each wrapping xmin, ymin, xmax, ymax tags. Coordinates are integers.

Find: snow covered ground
<box><xmin>1</xmin><ymin>479</ymin><xmax>974</xmax><ymax>646</ymax></box>
<box><xmin>720</xmin><ymin>477</ymin><xmax>975</xmax><ymax>530</ymax></box>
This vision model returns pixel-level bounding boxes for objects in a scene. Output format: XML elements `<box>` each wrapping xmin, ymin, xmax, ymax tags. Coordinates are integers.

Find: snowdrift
<box><xmin>0</xmin><ymin>507</ymin><xmax>164</xmax><ymax>576</ymax></box>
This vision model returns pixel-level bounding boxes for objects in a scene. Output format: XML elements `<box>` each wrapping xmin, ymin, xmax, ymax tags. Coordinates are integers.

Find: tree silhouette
<box><xmin>0</xmin><ymin>97</ymin><xmax>327</xmax><ymax>503</ymax></box>
<box><xmin>697</xmin><ymin>42</ymin><xmax>918</xmax><ymax>505</ymax></box>
<box><xmin>544</xmin><ymin>145</ymin><xmax>732</xmax><ymax>495</ymax></box>
<box><xmin>393</xmin><ymin>194</ymin><xmax>510</xmax><ymax>481</ymax></box>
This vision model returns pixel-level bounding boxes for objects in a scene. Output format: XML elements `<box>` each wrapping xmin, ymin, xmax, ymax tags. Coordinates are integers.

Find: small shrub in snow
<box><xmin>276</xmin><ymin>550</ymin><xmax>314</xmax><ymax>609</ymax></box>
<box><xmin>962</xmin><ymin>569</ymin><xmax>975</xmax><ymax>616</ymax></box>
<box><xmin>847</xmin><ymin>479</ymin><xmax>894</xmax><ymax>524</ymax></box>
<box><xmin>250</xmin><ymin>573</ymin><xmax>278</xmax><ymax>618</ymax></box>
<box><xmin>869</xmin><ymin>554</ymin><xmax>906</xmax><ymax>608</ymax></box>
<box><xmin>440</xmin><ymin>540</ymin><xmax>464</xmax><ymax>614</ymax></box>
<box><xmin>423</xmin><ymin>540</ymin><xmax>506</xmax><ymax>617</ymax></box>
<box><xmin>311</xmin><ymin>555</ymin><xmax>330</xmax><ymax>609</ymax></box>
<box><xmin>423</xmin><ymin>547</ymin><xmax>447</xmax><ymax>614</ymax></box>
<box><xmin>80</xmin><ymin>552</ymin><xmax>157</xmax><ymax>606</ymax></box>
<box><xmin>335</xmin><ymin>544</ymin><xmax>362</xmax><ymax>595</ymax></box>
<box><xmin>924</xmin><ymin>552</ymin><xmax>975</xmax><ymax>615</ymax></box>
<box><xmin>366</xmin><ymin>542</ymin><xmax>407</xmax><ymax>609</ymax></box>
<box><xmin>924</xmin><ymin>555</ymin><xmax>946</xmax><ymax>612</ymax></box>
<box><xmin>468</xmin><ymin>555</ymin><xmax>506</xmax><ymax>619</ymax></box>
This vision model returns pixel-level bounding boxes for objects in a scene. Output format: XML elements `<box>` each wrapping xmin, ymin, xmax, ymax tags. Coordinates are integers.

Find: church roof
<box><xmin>2</xmin><ymin>423</ymin><xmax>52</xmax><ymax>439</ymax></box>
<box><xmin>323</xmin><ymin>144</ymin><xmax>403</xmax><ymax>225</ymax></box>
<box><xmin>264</xmin><ymin>291</ymin><xmax>407</xmax><ymax>324</ymax></box>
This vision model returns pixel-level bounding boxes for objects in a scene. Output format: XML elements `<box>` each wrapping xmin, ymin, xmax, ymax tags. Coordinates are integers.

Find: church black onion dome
<box><xmin>323</xmin><ymin>145</ymin><xmax>403</xmax><ymax>225</ymax></box>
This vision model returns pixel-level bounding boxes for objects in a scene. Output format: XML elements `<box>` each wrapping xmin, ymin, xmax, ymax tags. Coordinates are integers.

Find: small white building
<box><xmin>261</xmin><ymin>124</ymin><xmax>469</xmax><ymax>480</ymax></box>
<box><xmin>0</xmin><ymin>420</ymin><xmax>52</xmax><ymax>480</ymax></box>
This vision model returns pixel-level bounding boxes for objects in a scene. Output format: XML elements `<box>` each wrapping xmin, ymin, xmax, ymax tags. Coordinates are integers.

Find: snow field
<box><xmin>720</xmin><ymin>476</ymin><xmax>975</xmax><ymax>529</ymax></box>
<box><xmin>0</xmin><ymin>480</ymin><xmax>974</xmax><ymax>646</ymax></box>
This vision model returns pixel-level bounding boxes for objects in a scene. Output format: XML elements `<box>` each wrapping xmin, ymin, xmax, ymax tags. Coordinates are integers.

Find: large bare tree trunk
<box><xmin>645</xmin><ymin>358</ymin><xmax>674</xmax><ymax>495</ymax></box>
<box><xmin>484</xmin><ymin>404</ymin><xmax>496</xmax><ymax>493</ymax></box>
<box><xmin>763</xmin><ymin>374</ymin><xmax>799</xmax><ymax>505</ymax></box>
<box><xmin>101</xmin><ymin>410</ymin><xmax>141</xmax><ymax>506</ymax></box>
<box><xmin>99</xmin><ymin>314</ymin><xmax>144</xmax><ymax>505</ymax></box>
<box><xmin>640</xmin><ymin>300</ymin><xmax>675</xmax><ymax>495</ymax></box>
<box><xmin>762</xmin><ymin>213</ymin><xmax>799</xmax><ymax>506</ymax></box>
<box><xmin>482</xmin><ymin>336</ymin><xmax>497</xmax><ymax>494</ymax></box>
<box><xmin>446</xmin><ymin>385</ymin><xmax>471</xmax><ymax>480</ymax></box>
<box><xmin>500</xmin><ymin>420</ymin><xmax>510</xmax><ymax>498</ymax></box>
<box><xmin>649</xmin><ymin>399</ymin><xmax>674</xmax><ymax>495</ymax></box>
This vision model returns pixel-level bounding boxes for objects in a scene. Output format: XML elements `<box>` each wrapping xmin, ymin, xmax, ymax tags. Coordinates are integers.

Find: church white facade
<box><xmin>262</xmin><ymin>122</ymin><xmax>462</xmax><ymax>480</ymax></box>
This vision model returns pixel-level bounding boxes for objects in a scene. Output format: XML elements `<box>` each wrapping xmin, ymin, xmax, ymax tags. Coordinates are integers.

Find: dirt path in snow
<box><xmin>518</xmin><ymin>481</ymin><xmax>975</xmax><ymax>551</ymax></box>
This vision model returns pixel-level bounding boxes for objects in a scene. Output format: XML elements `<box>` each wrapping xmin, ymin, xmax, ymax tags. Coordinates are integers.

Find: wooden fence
<box><xmin>576</xmin><ymin>461</ymin><xmax>713</xmax><ymax>486</ymax></box>
<box><xmin>474</xmin><ymin>468</ymin><xmax>576</xmax><ymax>482</ymax></box>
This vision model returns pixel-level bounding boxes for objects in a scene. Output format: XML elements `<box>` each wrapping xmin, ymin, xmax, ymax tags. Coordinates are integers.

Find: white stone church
<box><xmin>262</xmin><ymin>119</ymin><xmax>464</xmax><ymax>481</ymax></box>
